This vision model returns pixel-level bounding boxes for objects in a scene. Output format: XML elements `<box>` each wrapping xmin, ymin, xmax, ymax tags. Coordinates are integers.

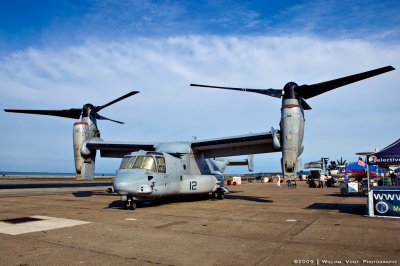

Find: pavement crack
<box><xmin>255</xmin><ymin>218</ymin><xmax>319</xmax><ymax>266</ymax></box>
<box><xmin>154</xmin><ymin>221</ymin><xmax>187</xmax><ymax>229</ymax></box>
<box><xmin>15</xmin><ymin>235</ymin><xmax>175</xmax><ymax>266</ymax></box>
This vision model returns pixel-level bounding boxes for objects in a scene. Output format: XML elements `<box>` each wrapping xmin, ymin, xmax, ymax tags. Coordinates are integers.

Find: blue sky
<box><xmin>0</xmin><ymin>0</ymin><xmax>399</xmax><ymax>174</ymax></box>
<box><xmin>1</xmin><ymin>0</ymin><xmax>399</xmax><ymax>50</ymax></box>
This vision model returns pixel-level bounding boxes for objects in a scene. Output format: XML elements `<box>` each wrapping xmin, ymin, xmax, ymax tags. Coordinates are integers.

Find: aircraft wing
<box><xmin>191</xmin><ymin>132</ymin><xmax>278</xmax><ymax>158</ymax></box>
<box><xmin>86</xmin><ymin>139</ymin><xmax>156</xmax><ymax>158</ymax></box>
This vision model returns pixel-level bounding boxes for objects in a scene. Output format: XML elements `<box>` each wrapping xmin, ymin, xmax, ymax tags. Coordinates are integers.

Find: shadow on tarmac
<box><xmin>305</xmin><ymin>203</ymin><xmax>366</xmax><ymax>215</ymax></box>
<box><xmin>107</xmin><ymin>192</ymin><xmax>273</xmax><ymax>209</ymax></box>
<box><xmin>0</xmin><ymin>182</ymin><xmax>112</xmax><ymax>189</ymax></box>
<box><xmin>224</xmin><ymin>194</ymin><xmax>273</xmax><ymax>203</ymax></box>
<box><xmin>72</xmin><ymin>191</ymin><xmax>116</xmax><ymax>197</ymax></box>
<box><xmin>326</xmin><ymin>193</ymin><xmax>367</xmax><ymax>198</ymax></box>
<box><xmin>224</xmin><ymin>190</ymin><xmax>273</xmax><ymax>203</ymax></box>
<box><xmin>107</xmin><ymin>194</ymin><xmax>211</xmax><ymax>209</ymax></box>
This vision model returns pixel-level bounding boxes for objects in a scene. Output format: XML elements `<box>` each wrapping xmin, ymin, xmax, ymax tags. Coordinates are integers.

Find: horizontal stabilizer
<box><xmin>227</xmin><ymin>155</ymin><xmax>254</xmax><ymax>172</ymax></box>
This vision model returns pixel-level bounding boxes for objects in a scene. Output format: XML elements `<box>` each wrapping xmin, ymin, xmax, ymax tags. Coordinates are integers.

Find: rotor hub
<box><xmin>282</xmin><ymin>82</ymin><xmax>298</xmax><ymax>99</ymax></box>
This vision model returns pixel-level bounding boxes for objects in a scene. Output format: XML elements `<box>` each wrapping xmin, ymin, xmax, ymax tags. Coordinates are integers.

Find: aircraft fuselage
<box><xmin>112</xmin><ymin>144</ymin><xmax>228</xmax><ymax>209</ymax></box>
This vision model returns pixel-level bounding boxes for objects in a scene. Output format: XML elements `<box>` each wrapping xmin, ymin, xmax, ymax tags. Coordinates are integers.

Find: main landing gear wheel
<box><xmin>210</xmin><ymin>188</ymin><xmax>225</xmax><ymax>200</ymax></box>
<box><xmin>210</xmin><ymin>192</ymin><xmax>216</xmax><ymax>199</ymax></box>
<box><xmin>217</xmin><ymin>189</ymin><xmax>224</xmax><ymax>200</ymax></box>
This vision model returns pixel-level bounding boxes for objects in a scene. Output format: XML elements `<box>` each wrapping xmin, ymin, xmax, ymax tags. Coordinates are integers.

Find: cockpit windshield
<box><xmin>133</xmin><ymin>156</ymin><xmax>157</xmax><ymax>172</ymax></box>
<box><xmin>119</xmin><ymin>156</ymin><xmax>137</xmax><ymax>169</ymax></box>
<box><xmin>120</xmin><ymin>154</ymin><xmax>166</xmax><ymax>173</ymax></box>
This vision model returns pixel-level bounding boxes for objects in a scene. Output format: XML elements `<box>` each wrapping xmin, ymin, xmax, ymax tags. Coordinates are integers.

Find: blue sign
<box><xmin>372</xmin><ymin>188</ymin><xmax>400</xmax><ymax>217</ymax></box>
<box><xmin>366</xmin><ymin>138</ymin><xmax>400</xmax><ymax>166</ymax></box>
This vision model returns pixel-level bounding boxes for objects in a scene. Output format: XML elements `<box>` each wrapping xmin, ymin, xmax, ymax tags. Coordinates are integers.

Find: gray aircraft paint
<box><xmin>114</xmin><ymin>148</ymin><xmax>232</xmax><ymax>208</ymax></box>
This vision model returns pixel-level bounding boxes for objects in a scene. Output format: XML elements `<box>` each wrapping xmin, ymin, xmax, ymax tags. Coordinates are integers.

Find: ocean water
<box><xmin>1</xmin><ymin>171</ymin><xmax>114</xmax><ymax>176</ymax></box>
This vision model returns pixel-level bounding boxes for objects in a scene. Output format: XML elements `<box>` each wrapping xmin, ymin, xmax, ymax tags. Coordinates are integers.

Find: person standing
<box><xmin>319</xmin><ymin>174</ymin><xmax>325</xmax><ymax>188</ymax></box>
<box><xmin>390</xmin><ymin>172</ymin><xmax>396</xmax><ymax>186</ymax></box>
<box><xmin>276</xmin><ymin>174</ymin><xmax>281</xmax><ymax>188</ymax></box>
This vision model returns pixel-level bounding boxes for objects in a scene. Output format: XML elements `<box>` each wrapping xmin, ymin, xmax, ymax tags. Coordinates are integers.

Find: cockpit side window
<box><xmin>155</xmin><ymin>156</ymin><xmax>166</xmax><ymax>173</ymax></box>
<box><xmin>120</xmin><ymin>156</ymin><xmax>137</xmax><ymax>169</ymax></box>
<box><xmin>133</xmin><ymin>156</ymin><xmax>156</xmax><ymax>172</ymax></box>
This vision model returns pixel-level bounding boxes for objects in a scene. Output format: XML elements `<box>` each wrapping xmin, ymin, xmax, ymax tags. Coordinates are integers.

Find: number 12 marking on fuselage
<box><xmin>190</xmin><ymin>181</ymin><xmax>197</xmax><ymax>190</ymax></box>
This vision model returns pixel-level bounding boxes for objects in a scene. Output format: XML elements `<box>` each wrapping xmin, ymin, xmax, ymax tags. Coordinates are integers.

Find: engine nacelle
<box><xmin>271</xmin><ymin>127</ymin><xmax>281</xmax><ymax>150</ymax></box>
<box><xmin>73</xmin><ymin>122</ymin><xmax>96</xmax><ymax>180</ymax></box>
<box><xmin>282</xmin><ymin>157</ymin><xmax>297</xmax><ymax>181</ymax></box>
<box><xmin>298</xmin><ymin>145</ymin><xmax>304</xmax><ymax>156</ymax></box>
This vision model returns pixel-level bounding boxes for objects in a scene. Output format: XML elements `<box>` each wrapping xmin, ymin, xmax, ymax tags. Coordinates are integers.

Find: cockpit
<box><xmin>119</xmin><ymin>153</ymin><xmax>166</xmax><ymax>173</ymax></box>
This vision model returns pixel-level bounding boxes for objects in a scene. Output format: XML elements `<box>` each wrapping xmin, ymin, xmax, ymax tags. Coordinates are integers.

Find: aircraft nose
<box><xmin>113</xmin><ymin>179</ymin><xmax>127</xmax><ymax>192</ymax></box>
<box><xmin>113</xmin><ymin>169</ymin><xmax>149</xmax><ymax>194</ymax></box>
<box><xmin>113</xmin><ymin>171</ymin><xmax>136</xmax><ymax>193</ymax></box>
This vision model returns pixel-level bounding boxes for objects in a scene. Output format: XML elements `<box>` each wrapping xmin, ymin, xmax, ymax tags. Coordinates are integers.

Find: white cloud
<box><xmin>0</xmin><ymin>35</ymin><xmax>399</xmax><ymax>173</ymax></box>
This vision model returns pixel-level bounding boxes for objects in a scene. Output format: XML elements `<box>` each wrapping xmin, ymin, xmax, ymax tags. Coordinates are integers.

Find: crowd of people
<box><xmin>273</xmin><ymin>171</ymin><xmax>400</xmax><ymax>189</ymax></box>
<box><xmin>275</xmin><ymin>174</ymin><xmax>297</xmax><ymax>188</ymax></box>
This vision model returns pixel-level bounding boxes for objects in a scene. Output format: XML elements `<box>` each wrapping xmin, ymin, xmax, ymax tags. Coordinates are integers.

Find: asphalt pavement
<box><xmin>0</xmin><ymin>180</ymin><xmax>398</xmax><ymax>265</ymax></box>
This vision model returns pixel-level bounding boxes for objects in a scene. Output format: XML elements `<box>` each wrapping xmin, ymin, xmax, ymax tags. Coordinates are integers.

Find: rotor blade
<box><xmin>295</xmin><ymin>66</ymin><xmax>395</xmax><ymax>99</ymax></box>
<box><xmin>300</xmin><ymin>98</ymin><xmax>312</xmax><ymax>110</ymax></box>
<box><xmin>190</xmin><ymin>84</ymin><xmax>282</xmax><ymax>98</ymax></box>
<box><xmin>4</xmin><ymin>108</ymin><xmax>82</xmax><ymax>119</ymax></box>
<box><xmin>95</xmin><ymin>113</ymin><xmax>124</xmax><ymax>124</ymax></box>
<box><xmin>95</xmin><ymin>91</ymin><xmax>139</xmax><ymax>112</ymax></box>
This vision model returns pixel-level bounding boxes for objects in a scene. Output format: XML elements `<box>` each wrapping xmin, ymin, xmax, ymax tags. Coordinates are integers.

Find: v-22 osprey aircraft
<box><xmin>5</xmin><ymin>89</ymin><xmax>255</xmax><ymax>210</ymax></box>
<box><xmin>4</xmin><ymin>65</ymin><xmax>395</xmax><ymax>210</ymax></box>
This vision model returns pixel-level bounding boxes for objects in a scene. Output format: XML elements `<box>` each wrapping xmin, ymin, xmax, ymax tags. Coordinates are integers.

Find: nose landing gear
<box><xmin>123</xmin><ymin>195</ymin><xmax>137</xmax><ymax>210</ymax></box>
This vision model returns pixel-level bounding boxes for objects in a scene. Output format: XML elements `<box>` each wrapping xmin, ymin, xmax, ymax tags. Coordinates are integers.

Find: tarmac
<box><xmin>0</xmin><ymin>179</ymin><xmax>399</xmax><ymax>266</ymax></box>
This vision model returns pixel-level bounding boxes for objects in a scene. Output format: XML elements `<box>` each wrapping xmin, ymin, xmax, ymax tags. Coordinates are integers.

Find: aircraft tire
<box><xmin>124</xmin><ymin>199</ymin><xmax>136</xmax><ymax>210</ymax></box>
<box><xmin>210</xmin><ymin>192</ymin><xmax>217</xmax><ymax>199</ymax></box>
<box><xmin>217</xmin><ymin>189</ymin><xmax>224</xmax><ymax>200</ymax></box>
<box><xmin>130</xmin><ymin>201</ymin><xmax>137</xmax><ymax>210</ymax></box>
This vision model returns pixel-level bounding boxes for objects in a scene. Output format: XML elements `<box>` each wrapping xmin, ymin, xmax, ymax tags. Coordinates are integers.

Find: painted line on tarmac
<box><xmin>0</xmin><ymin>215</ymin><xmax>91</xmax><ymax>235</ymax></box>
